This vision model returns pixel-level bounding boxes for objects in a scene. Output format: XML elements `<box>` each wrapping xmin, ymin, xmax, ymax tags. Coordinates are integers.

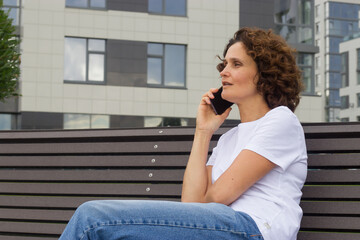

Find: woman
<box><xmin>59</xmin><ymin>27</ymin><xmax>307</xmax><ymax>240</ymax></box>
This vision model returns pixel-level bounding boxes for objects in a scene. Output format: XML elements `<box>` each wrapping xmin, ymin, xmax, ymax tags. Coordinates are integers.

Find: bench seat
<box><xmin>0</xmin><ymin>123</ymin><xmax>359</xmax><ymax>239</ymax></box>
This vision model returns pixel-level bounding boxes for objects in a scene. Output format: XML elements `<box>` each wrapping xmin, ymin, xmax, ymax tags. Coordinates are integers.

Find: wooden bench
<box><xmin>0</xmin><ymin>122</ymin><xmax>359</xmax><ymax>240</ymax></box>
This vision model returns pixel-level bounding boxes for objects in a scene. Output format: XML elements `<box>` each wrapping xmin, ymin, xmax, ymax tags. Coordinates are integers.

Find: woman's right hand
<box><xmin>196</xmin><ymin>88</ymin><xmax>232</xmax><ymax>135</ymax></box>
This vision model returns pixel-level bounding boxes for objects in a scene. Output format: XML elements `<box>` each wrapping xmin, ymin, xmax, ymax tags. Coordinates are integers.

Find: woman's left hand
<box><xmin>196</xmin><ymin>88</ymin><xmax>232</xmax><ymax>135</ymax></box>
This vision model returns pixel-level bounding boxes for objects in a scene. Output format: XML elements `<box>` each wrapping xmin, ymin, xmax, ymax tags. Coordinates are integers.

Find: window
<box><xmin>340</xmin><ymin>117</ymin><xmax>349</xmax><ymax>122</ymax></box>
<box><xmin>357</xmin><ymin>93</ymin><xmax>360</xmax><ymax>107</ymax></box>
<box><xmin>1</xmin><ymin>0</ymin><xmax>20</xmax><ymax>26</ymax></box>
<box><xmin>298</xmin><ymin>0</ymin><xmax>311</xmax><ymax>25</ymax></box>
<box><xmin>66</xmin><ymin>0</ymin><xmax>106</xmax><ymax>9</ymax></box>
<box><xmin>147</xmin><ymin>43</ymin><xmax>186</xmax><ymax>88</ymax></box>
<box><xmin>274</xmin><ymin>0</ymin><xmax>313</xmax><ymax>45</ymax></box>
<box><xmin>145</xmin><ymin>117</ymin><xmax>189</xmax><ymax>127</ymax></box>
<box><xmin>64</xmin><ymin>114</ymin><xmax>109</xmax><ymax>129</ymax></box>
<box><xmin>315</xmin><ymin>23</ymin><xmax>319</xmax><ymax>35</ymax></box>
<box><xmin>341</xmin><ymin>95</ymin><xmax>349</xmax><ymax>109</ymax></box>
<box><xmin>0</xmin><ymin>113</ymin><xmax>15</xmax><ymax>130</ymax></box>
<box><xmin>315</xmin><ymin>56</ymin><xmax>320</xmax><ymax>69</ymax></box>
<box><xmin>357</xmin><ymin>49</ymin><xmax>360</xmax><ymax>85</ymax></box>
<box><xmin>148</xmin><ymin>0</ymin><xmax>186</xmax><ymax>16</ymax></box>
<box><xmin>341</xmin><ymin>52</ymin><xmax>348</xmax><ymax>88</ymax></box>
<box><xmin>64</xmin><ymin>37</ymin><xmax>106</xmax><ymax>83</ymax></box>
<box><xmin>315</xmin><ymin>74</ymin><xmax>320</xmax><ymax>87</ymax></box>
<box><xmin>297</xmin><ymin>53</ymin><xmax>314</xmax><ymax>94</ymax></box>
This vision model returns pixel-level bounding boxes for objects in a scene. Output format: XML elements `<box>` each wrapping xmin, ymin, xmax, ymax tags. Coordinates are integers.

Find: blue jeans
<box><xmin>59</xmin><ymin>200</ymin><xmax>263</xmax><ymax>240</ymax></box>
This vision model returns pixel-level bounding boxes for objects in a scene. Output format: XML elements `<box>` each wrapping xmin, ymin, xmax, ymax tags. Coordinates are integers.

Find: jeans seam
<box><xmin>80</xmin><ymin>222</ymin><xmax>248</xmax><ymax>239</ymax></box>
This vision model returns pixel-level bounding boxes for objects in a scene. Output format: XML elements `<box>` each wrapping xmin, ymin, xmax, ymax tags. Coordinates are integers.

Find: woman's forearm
<box><xmin>181</xmin><ymin>130</ymin><xmax>213</xmax><ymax>202</ymax></box>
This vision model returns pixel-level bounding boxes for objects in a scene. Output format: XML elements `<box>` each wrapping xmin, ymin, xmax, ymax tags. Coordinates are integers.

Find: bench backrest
<box><xmin>0</xmin><ymin>123</ymin><xmax>359</xmax><ymax>239</ymax></box>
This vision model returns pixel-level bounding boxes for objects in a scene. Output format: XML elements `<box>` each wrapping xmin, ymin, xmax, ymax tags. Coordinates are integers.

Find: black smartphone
<box><xmin>210</xmin><ymin>87</ymin><xmax>233</xmax><ymax>115</ymax></box>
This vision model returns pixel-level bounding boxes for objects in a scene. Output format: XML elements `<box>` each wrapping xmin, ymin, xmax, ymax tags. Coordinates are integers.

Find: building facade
<box><xmin>240</xmin><ymin>0</ymin><xmax>322</xmax><ymax>122</ymax></box>
<box><xmin>0</xmin><ymin>0</ymin><xmax>323</xmax><ymax>130</ymax></box>
<box><xmin>339</xmin><ymin>34</ymin><xmax>360</xmax><ymax>121</ymax></box>
<box><xmin>314</xmin><ymin>0</ymin><xmax>360</xmax><ymax>122</ymax></box>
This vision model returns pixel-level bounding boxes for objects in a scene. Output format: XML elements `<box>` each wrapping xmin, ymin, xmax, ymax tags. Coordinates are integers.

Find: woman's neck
<box><xmin>237</xmin><ymin>100</ymin><xmax>270</xmax><ymax>123</ymax></box>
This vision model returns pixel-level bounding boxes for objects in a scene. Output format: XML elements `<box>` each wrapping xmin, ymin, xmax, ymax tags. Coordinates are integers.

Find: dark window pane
<box><xmin>66</xmin><ymin>0</ymin><xmax>88</xmax><ymax>8</ymax></box>
<box><xmin>298</xmin><ymin>0</ymin><xmax>311</xmax><ymax>25</ymax></box>
<box><xmin>148</xmin><ymin>0</ymin><xmax>163</xmax><ymax>13</ymax></box>
<box><xmin>64</xmin><ymin>38</ymin><xmax>86</xmax><ymax>81</ymax></box>
<box><xmin>329</xmin><ymin>90</ymin><xmax>340</xmax><ymax>107</ymax></box>
<box><xmin>164</xmin><ymin>44</ymin><xmax>185</xmax><ymax>87</ymax></box>
<box><xmin>276</xmin><ymin>25</ymin><xmax>296</xmax><ymax>43</ymax></box>
<box><xmin>329</xmin><ymin>54</ymin><xmax>341</xmax><ymax>72</ymax></box>
<box><xmin>147</xmin><ymin>57</ymin><xmax>162</xmax><ymax>85</ymax></box>
<box><xmin>165</xmin><ymin>0</ymin><xmax>186</xmax><ymax>16</ymax></box>
<box><xmin>148</xmin><ymin>43</ymin><xmax>163</xmax><ymax>56</ymax></box>
<box><xmin>300</xmin><ymin>67</ymin><xmax>312</xmax><ymax>93</ymax></box>
<box><xmin>274</xmin><ymin>0</ymin><xmax>296</xmax><ymax>24</ymax></box>
<box><xmin>329</xmin><ymin>2</ymin><xmax>360</xmax><ymax>19</ymax></box>
<box><xmin>298</xmin><ymin>27</ymin><xmax>312</xmax><ymax>44</ymax></box>
<box><xmin>298</xmin><ymin>53</ymin><xmax>312</xmax><ymax>66</ymax></box>
<box><xmin>328</xmin><ymin>72</ymin><xmax>341</xmax><ymax>88</ymax></box>
<box><xmin>341</xmin><ymin>96</ymin><xmax>349</xmax><ymax>109</ymax></box>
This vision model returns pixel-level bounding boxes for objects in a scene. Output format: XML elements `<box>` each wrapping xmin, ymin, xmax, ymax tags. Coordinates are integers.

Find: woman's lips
<box><xmin>222</xmin><ymin>81</ymin><xmax>232</xmax><ymax>86</ymax></box>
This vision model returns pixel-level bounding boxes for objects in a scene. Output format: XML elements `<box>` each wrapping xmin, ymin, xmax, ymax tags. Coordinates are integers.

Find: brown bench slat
<box><xmin>0</xmin><ymin>127</ymin><xmax>202</xmax><ymax>140</ymax></box>
<box><xmin>0</xmin><ymin>221</ymin><xmax>65</xmax><ymax>235</ymax></box>
<box><xmin>0</xmin><ymin>236</ymin><xmax>58</xmax><ymax>240</ymax></box>
<box><xmin>0</xmin><ymin>195</ymin><xmax>179</xmax><ymax>208</ymax></box>
<box><xmin>306</xmin><ymin>138</ymin><xmax>360</xmax><ymax>152</ymax></box>
<box><xmin>302</xmin><ymin>123</ymin><xmax>360</xmax><ymax>134</ymax></box>
<box><xmin>302</xmin><ymin>185</ymin><xmax>360</xmax><ymax>198</ymax></box>
<box><xmin>0</xmin><ymin>155</ymin><xmax>189</xmax><ymax>167</ymax></box>
<box><xmin>0</xmin><ymin>169</ymin><xmax>185</xmax><ymax>182</ymax></box>
<box><xmin>306</xmin><ymin>169</ymin><xmax>360</xmax><ymax>182</ymax></box>
<box><xmin>0</xmin><ymin>209</ymin><xmax>73</xmax><ymax>222</ymax></box>
<box><xmin>308</xmin><ymin>153</ymin><xmax>360</xmax><ymax>167</ymax></box>
<box><xmin>298</xmin><ymin>231</ymin><xmax>360</xmax><ymax>240</ymax></box>
<box><xmin>301</xmin><ymin>216</ymin><xmax>360</xmax><ymax>230</ymax></box>
<box><xmin>300</xmin><ymin>201</ymin><xmax>360</xmax><ymax>214</ymax></box>
<box><xmin>0</xmin><ymin>141</ymin><xmax>195</xmax><ymax>154</ymax></box>
<box><xmin>0</xmin><ymin>182</ymin><xmax>182</xmax><ymax>196</ymax></box>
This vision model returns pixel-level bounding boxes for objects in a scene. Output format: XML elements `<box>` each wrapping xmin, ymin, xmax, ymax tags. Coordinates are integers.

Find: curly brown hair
<box><xmin>217</xmin><ymin>27</ymin><xmax>303</xmax><ymax>112</ymax></box>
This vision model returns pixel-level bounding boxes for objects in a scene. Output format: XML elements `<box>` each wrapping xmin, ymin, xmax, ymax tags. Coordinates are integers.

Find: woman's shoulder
<box><xmin>260</xmin><ymin>106</ymin><xmax>303</xmax><ymax>133</ymax></box>
<box><xmin>264</xmin><ymin>106</ymin><xmax>299</xmax><ymax>124</ymax></box>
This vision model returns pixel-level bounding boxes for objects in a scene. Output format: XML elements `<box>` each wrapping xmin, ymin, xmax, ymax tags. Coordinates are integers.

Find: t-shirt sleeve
<box><xmin>206</xmin><ymin>142</ymin><xmax>219</xmax><ymax>166</ymax></box>
<box><xmin>243</xmin><ymin>108</ymin><xmax>304</xmax><ymax>171</ymax></box>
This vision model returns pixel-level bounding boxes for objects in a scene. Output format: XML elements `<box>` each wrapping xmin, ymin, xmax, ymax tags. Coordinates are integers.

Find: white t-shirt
<box><xmin>207</xmin><ymin>106</ymin><xmax>307</xmax><ymax>240</ymax></box>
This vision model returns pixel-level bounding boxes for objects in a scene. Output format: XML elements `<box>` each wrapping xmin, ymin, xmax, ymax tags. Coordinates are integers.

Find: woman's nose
<box><xmin>220</xmin><ymin>67</ymin><xmax>229</xmax><ymax>77</ymax></box>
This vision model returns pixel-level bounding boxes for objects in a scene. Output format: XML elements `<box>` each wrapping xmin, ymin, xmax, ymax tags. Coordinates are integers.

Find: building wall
<box><xmin>314</xmin><ymin>0</ymin><xmax>360</xmax><ymax>122</ymax></box>
<box><xmin>240</xmin><ymin>0</ymin><xmax>322</xmax><ymax>123</ymax></box>
<box><xmin>2</xmin><ymin>0</ymin><xmax>325</xmax><ymax>130</ymax></box>
<box><xmin>18</xmin><ymin>0</ymin><xmax>240</xmax><ymax>128</ymax></box>
<box><xmin>339</xmin><ymin>37</ymin><xmax>360</xmax><ymax>121</ymax></box>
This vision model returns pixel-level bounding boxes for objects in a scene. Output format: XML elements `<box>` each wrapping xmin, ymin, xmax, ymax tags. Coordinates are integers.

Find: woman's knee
<box><xmin>73</xmin><ymin>200</ymin><xmax>108</xmax><ymax>221</ymax></box>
